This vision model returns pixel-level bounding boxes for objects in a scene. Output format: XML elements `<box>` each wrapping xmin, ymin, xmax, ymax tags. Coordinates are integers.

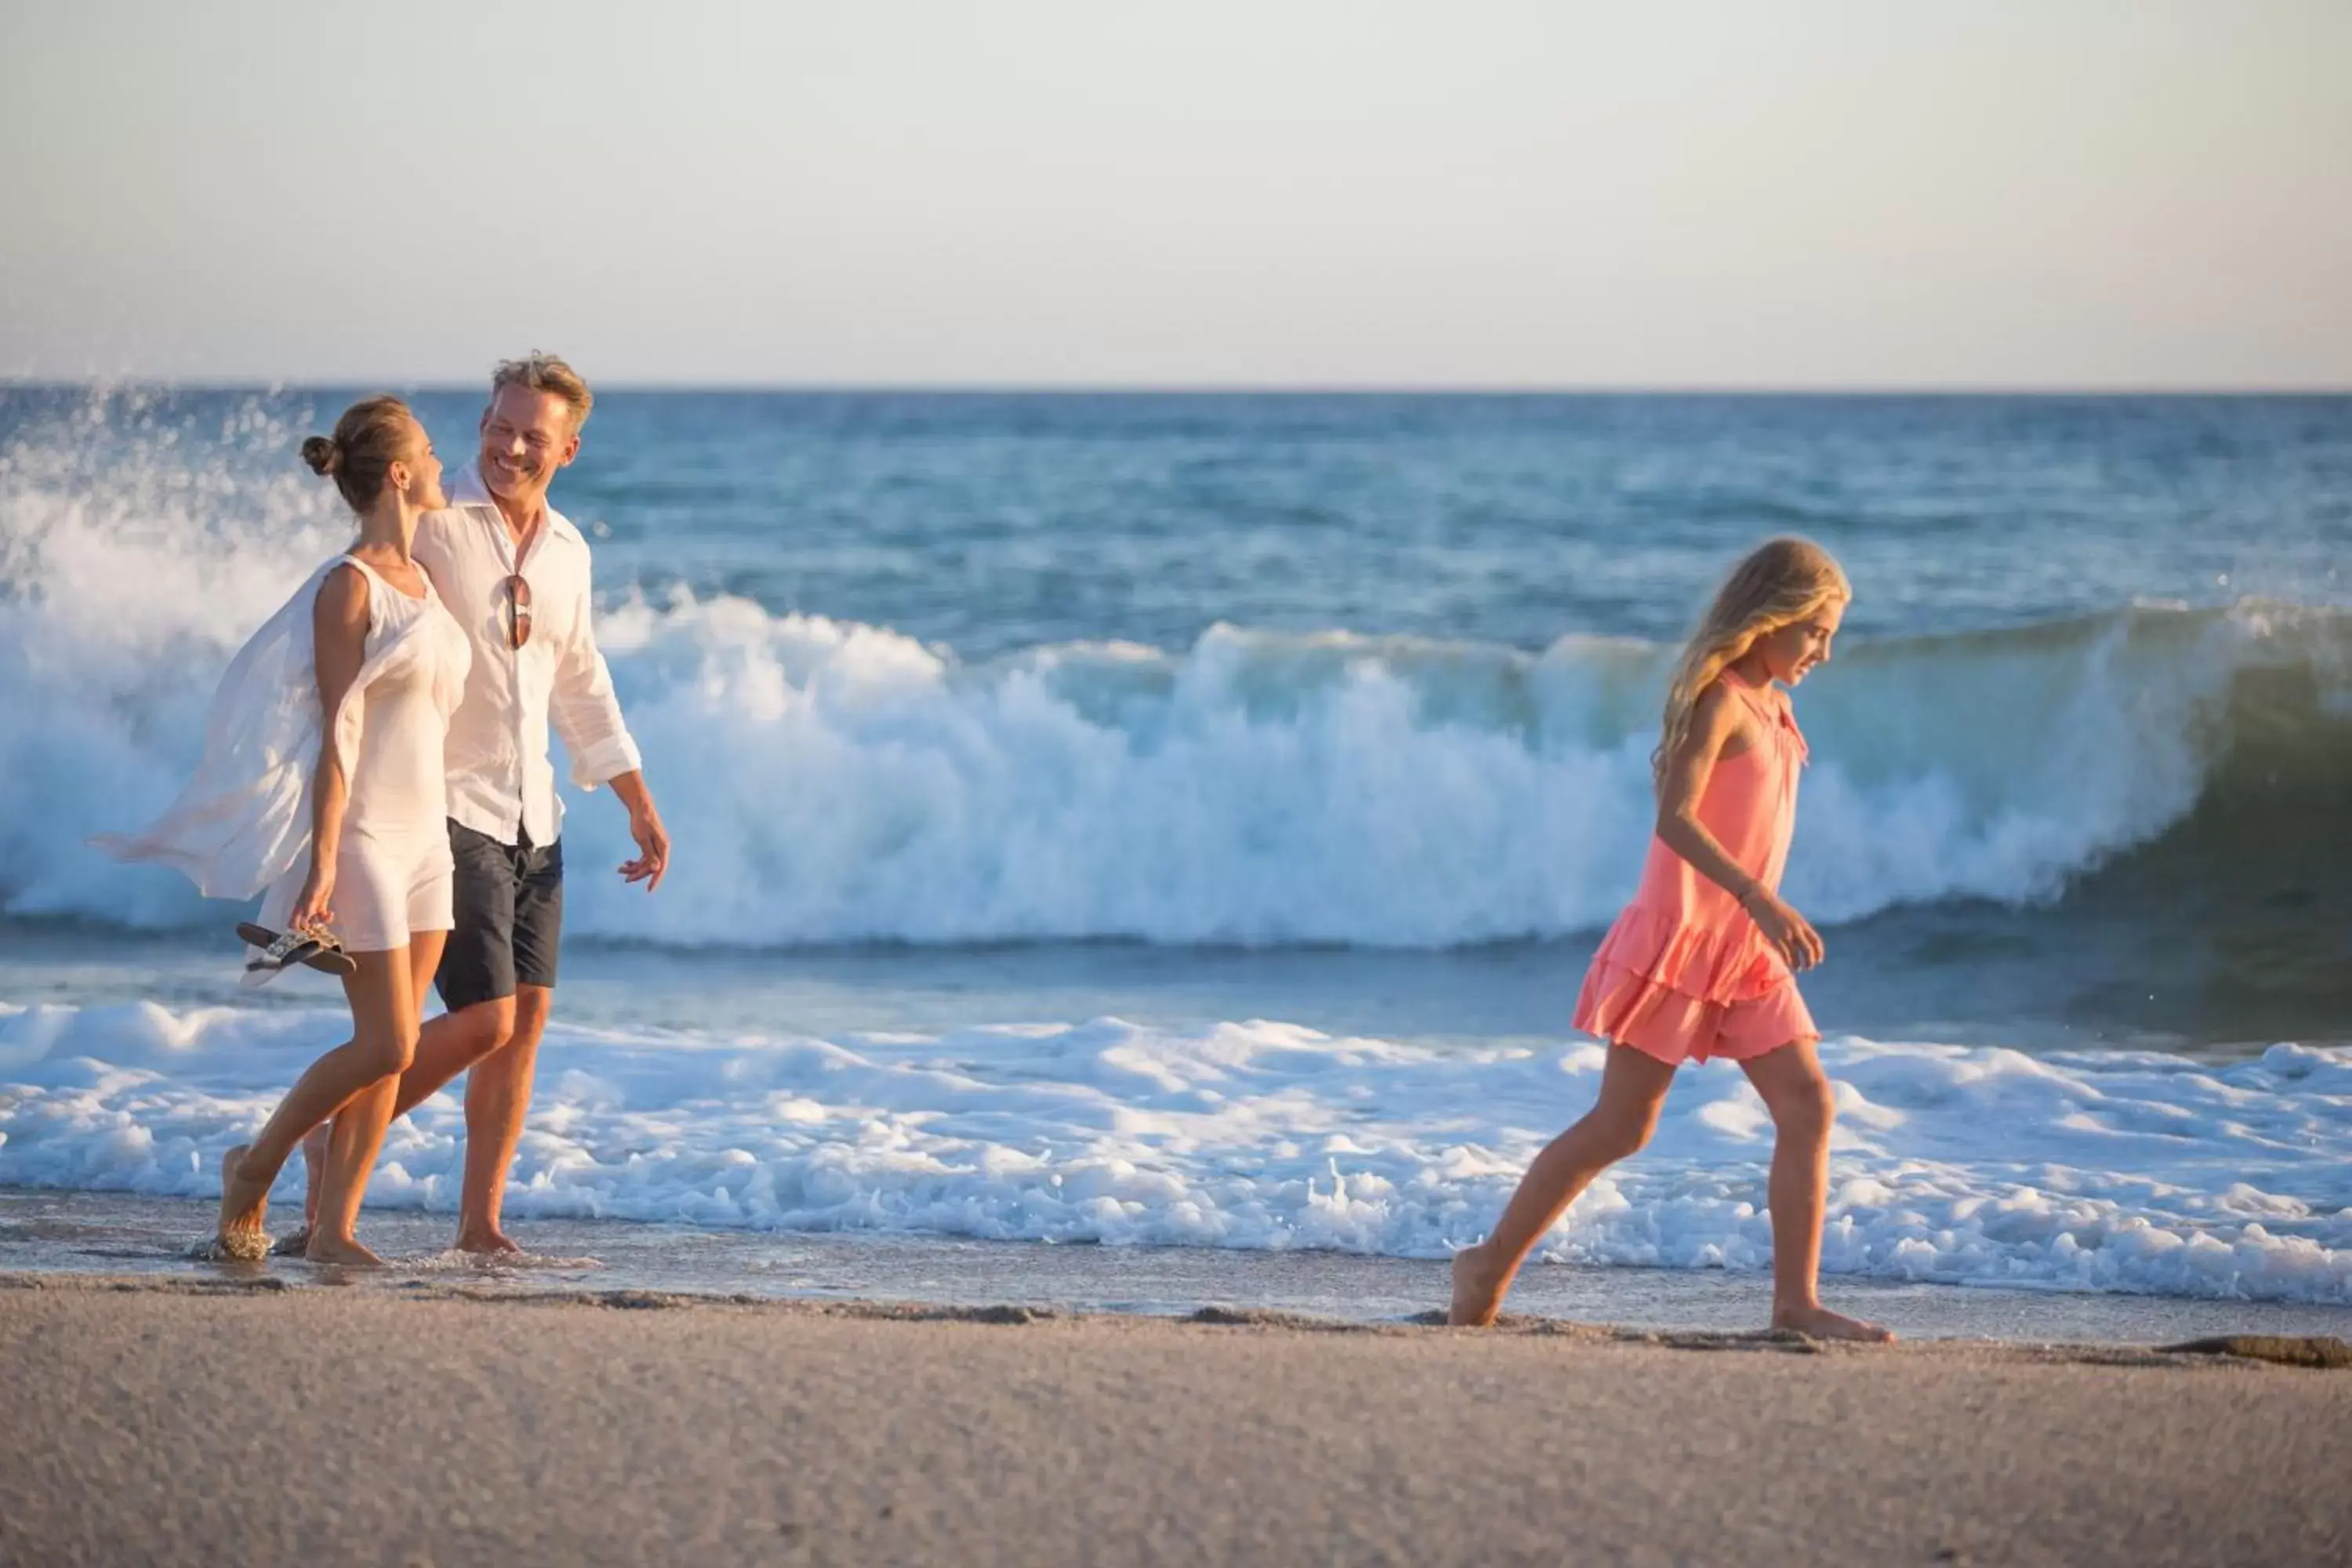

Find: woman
<box><xmin>99</xmin><ymin>397</ymin><xmax>470</xmax><ymax>1263</ymax></box>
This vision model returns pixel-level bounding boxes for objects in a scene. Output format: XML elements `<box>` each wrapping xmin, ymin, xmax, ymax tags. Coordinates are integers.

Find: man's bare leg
<box><xmin>455</xmin><ymin>985</ymin><xmax>550</xmax><ymax>1254</ymax></box>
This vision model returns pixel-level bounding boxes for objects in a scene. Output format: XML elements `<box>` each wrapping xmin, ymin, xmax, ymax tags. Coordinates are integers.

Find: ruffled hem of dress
<box><xmin>1581</xmin><ymin>905</ymin><xmax>1787</xmax><ymax>1011</ymax></box>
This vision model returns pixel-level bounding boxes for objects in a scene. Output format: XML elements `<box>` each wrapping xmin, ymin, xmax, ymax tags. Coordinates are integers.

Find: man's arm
<box><xmin>548</xmin><ymin>563</ymin><xmax>667</xmax><ymax>891</ymax></box>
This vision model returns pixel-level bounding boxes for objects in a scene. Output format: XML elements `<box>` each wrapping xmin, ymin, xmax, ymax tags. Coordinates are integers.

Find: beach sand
<box><xmin>2</xmin><ymin>1275</ymin><xmax>2347</xmax><ymax>1566</ymax></box>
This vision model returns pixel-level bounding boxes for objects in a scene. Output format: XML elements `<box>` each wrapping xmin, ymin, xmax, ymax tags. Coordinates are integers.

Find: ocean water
<box><xmin>3</xmin><ymin>387</ymin><xmax>2350</xmax><ymax>1312</ymax></box>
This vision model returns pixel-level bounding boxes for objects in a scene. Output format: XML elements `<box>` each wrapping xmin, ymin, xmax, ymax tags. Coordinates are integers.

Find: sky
<box><xmin>2</xmin><ymin>0</ymin><xmax>2347</xmax><ymax>388</ymax></box>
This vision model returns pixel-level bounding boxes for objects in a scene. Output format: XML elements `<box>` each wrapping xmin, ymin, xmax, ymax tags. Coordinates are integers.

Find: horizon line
<box><xmin>4</xmin><ymin>377</ymin><xmax>2350</xmax><ymax>397</ymax></box>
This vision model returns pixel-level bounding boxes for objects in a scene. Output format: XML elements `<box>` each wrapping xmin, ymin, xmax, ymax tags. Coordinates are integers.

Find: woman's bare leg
<box><xmin>1448</xmin><ymin>1044</ymin><xmax>1679</xmax><ymax>1326</ymax></box>
<box><xmin>289</xmin><ymin>934</ymin><xmax>448</xmax><ymax>1243</ymax></box>
<box><xmin>213</xmin><ymin>946</ymin><xmax>420</xmax><ymax>1255</ymax></box>
<box><xmin>1738</xmin><ymin>1037</ymin><xmax>1893</xmax><ymax>1342</ymax></box>
<box><xmin>302</xmin><ymin>935</ymin><xmax>439</xmax><ymax>1265</ymax></box>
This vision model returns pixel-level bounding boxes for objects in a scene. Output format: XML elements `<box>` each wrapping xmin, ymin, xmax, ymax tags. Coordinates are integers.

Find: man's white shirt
<box><xmin>414</xmin><ymin>463</ymin><xmax>642</xmax><ymax>848</ymax></box>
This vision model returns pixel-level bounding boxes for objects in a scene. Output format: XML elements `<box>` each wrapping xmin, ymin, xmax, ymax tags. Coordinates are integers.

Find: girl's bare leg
<box><xmin>1738</xmin><ymin>1037</ymin><xmax>1894</xmax><ymax>1342</ymax></box>
<box><xmin>1449</xmin><ymin>1044</ymin><xmax>1678</xmax><ymax>1326</ymax></box>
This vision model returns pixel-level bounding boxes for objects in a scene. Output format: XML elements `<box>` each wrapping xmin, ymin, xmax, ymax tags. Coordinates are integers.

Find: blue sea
<box><xmin>2</xmin><ymin>387</ymin><xmax>2350</xmax><ymax>1319</ymax></box>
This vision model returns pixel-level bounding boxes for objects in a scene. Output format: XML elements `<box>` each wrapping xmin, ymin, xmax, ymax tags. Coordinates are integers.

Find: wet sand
<box><xmin>13</xmin><ymin>1188</ymin><xmax>2352</xmax><ymax>1345</ymax></box>
<box><xmin>2</xmin><ymin>1276</ymin><xmax>2347</xmax><ymax>1566</ymax></box>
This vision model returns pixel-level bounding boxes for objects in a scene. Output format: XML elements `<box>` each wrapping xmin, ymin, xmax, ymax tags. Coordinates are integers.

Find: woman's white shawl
<box><xmin>93</xmin><ymin>557</ymin><xmax>463</xmax><ymax>900</ymax></box>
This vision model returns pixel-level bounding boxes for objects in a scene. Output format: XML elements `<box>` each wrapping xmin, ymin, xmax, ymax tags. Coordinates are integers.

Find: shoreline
<box><xmin>9</xmin><ymin>1187</ymin><xmax>2352</xmax><ymax>1345</ymax></box>
<box><xmin>4</xmin><ymin>1274</ymin><xmax>2347</xmax><ymax>1566</ymax></box>
<box><xmin>10</xmin><ymin>1269</ymin><xmax>2352</xmax><ymax>1366</ymax></box>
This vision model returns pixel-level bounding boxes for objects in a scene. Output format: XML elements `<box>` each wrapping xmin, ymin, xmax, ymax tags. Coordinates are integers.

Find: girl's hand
<box><xmin>291</xmin><ymin>860</ymin><xmax>336</xmax><ymax>934</ymax></box>
<box><xmin>1746</xmin><ymin>891</ymin><xmax>1824</xmax><ymax>971</ymax></box>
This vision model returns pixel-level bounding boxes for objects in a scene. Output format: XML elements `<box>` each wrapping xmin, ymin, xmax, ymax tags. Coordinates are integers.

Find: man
<box><xmin>288</xmin><ymin>353</ymin><xmax>668</xmax><ymax>1255</ymax></box>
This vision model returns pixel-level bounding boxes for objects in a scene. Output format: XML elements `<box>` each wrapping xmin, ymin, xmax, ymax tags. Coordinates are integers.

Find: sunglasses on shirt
<box><xmin>505</xmin><ymin>573</ymin><xmax>533</xmax><ymax>649</ymax></box>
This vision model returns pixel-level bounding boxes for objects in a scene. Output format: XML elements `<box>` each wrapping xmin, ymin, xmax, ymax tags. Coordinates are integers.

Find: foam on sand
<box><xmin>4</xmin><ymin>1000</ymin><xmax>2348</xmax><ymax>1303</ymax></box>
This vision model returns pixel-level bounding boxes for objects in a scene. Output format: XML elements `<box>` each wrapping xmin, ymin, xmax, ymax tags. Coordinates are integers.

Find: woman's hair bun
<box><xmin>300</xmin><ymin>435</ymin><xmax>343</xmax><ymax>477</ymax></box>
<box><xmin>307</xmin><ymin>396</ymin><xmax>412</xmax><ymax>511</ymax></box>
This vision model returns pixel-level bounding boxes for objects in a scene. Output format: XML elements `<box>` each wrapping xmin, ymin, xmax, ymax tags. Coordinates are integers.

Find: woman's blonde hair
<box><xmin>1652</xmin><ymin>536</ymin><xmax>1850</xmax><ymax>791</ymax></box>
<box><xmin>299</xmin><ymin>395</ymin><xmax>418</xmax><ymax>513</ymax></box>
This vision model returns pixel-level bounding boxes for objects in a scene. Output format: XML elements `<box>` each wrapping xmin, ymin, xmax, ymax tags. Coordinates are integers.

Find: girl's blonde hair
<box><xmin>1652</xmin><ymin>536</ymin><xmax>1850</xmax><ymax>792</ymax></box>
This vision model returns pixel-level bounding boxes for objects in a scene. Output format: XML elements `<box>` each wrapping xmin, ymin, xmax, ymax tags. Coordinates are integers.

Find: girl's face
<box><xmin>1754</xmin><ymin>597</ymin><xmax>1845</xmax><ymax>685</ymax></box>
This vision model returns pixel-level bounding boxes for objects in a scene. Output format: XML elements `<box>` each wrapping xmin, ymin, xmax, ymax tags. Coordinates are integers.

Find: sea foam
<box><xmin>5</xmin><ymin>1000</ymin><xmax>2349</xmax><ymax>1303</ymax></box>
<box><xmin>10</xmin><ymin>410</ymin><xmax>2344</xmax><ymax>950</ymax></box>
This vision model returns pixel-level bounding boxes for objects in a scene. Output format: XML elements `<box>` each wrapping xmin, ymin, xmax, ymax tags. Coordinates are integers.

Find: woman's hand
<box><xmin>1745</xmin><ymin>890</ymin><xmax>1824</xmax><ymax>971</ymax></box>
<box><xmin>291</xmin><ymin>859</ymin><xmax>336</xmax><ymax>934</ymax></box>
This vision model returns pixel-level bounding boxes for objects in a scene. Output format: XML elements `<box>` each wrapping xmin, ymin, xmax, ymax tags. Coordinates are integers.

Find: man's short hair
<box><xmin>491</xmin><ymin>352</ymin><xmax>593</xmax><ymax>431</ymax></box>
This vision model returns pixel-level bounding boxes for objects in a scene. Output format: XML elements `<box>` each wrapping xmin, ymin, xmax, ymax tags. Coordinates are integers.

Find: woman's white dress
<box><xmin>96</xmin><ymin>553</ymin><xmax>472</xmax><ymax>954</ymax></box>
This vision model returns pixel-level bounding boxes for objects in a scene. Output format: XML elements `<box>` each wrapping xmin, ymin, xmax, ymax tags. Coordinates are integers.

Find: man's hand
<box><xmin>621</xmin><ymin>804</ymin><xmax>669</xmax><ymax>891</ymax></box>
<box><xmin>608</xmin><ymin>771</ymin><xmax>669</xmax><ymax>892</ymax></box>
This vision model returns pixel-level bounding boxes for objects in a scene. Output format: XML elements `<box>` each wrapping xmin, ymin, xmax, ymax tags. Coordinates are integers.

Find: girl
<box><xmin>1448</xmin><ymin>537</ymin><xmax>1891</xmax><ymax>1341</ymax></box>
<box><xmin>100</xmin><ymin>397</ymin><xmax>470</xmax><ymax>1263</ymax></box>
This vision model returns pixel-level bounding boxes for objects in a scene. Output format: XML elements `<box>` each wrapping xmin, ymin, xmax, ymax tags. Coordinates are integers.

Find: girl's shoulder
<box><xmin>1697</xmin><ymin>674</ymin><xmax>1777</xmax><ymax>725</ymax></box>
<box><xmin>1701</xmin><ymin>675</ymin><xmax>1793</xmax><ymax>753</ymax></box>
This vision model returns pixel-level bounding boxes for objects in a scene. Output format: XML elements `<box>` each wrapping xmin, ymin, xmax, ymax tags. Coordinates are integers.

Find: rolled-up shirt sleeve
<box><xmin>549</xmin><ymin>568</ymin><xmax>644</xmax><ymax>792</ymax></box>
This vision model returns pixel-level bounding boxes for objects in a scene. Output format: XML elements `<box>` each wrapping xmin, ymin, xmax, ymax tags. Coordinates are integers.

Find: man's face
<box><xmin>478</xmin><ymin>384</ymin><xmax>580</xmax><ymax>503</ymax></box>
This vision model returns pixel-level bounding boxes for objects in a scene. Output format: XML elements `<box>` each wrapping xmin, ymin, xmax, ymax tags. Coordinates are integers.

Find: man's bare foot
<box><xmin>298</xmin><ymin>1125</ymin><xmax>329</xmax><ymax>1229</ymax></box>
<box><xmin>213</xmin><ymin>1145</ymin><xmax>271</xmax><ymax>1261</ymax></box>
<box><xmin>1448</xmin><ymin>1243</ymin><xmax>1509</xmax><ymax>1327</ymax></box>
<box><xmin>303</xmin><ymin>1232</ymin><xmax>385</xmax><ymax>1267</ymax></box>
<box><xmin>454</xmin><ymin>1227</ymin><xmax>525</xmax><ymax>1257</ymax></box>
<box><xmin>1773</xmin><ymin>1301</ymin><xmax>1896</xmax><ymax>1343</ymax></box>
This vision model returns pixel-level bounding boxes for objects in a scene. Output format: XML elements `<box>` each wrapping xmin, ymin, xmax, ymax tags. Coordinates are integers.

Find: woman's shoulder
<box><xmin>319</xmin><ymin>557</ymin><xmax>372</xmax><ymax>604</ymax></box>
<box><xmin>310</xmin><ymin>559</ymin><xmax>376</xmax><ymax>635</ymax></box>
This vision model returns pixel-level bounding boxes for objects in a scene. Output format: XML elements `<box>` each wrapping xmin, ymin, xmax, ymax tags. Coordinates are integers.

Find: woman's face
<box><xmin>395</xmin><ymin>419</ymin><xmax>448</xmax><ymax>512</ymax></box>
<box><xmin>1754</xmin><ymin>597</ymin><xmax>1845</xmax><ymax>685</ymax></box>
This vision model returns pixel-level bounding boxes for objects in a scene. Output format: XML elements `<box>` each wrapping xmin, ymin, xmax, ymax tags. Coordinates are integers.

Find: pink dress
<box><xmin>1573</xmin><ymin>678</ymin><xmax>1818</xmax><ymax>1065</ymax></box>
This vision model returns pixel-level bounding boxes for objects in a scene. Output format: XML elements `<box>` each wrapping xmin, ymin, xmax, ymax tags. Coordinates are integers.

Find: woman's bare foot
<box><xmin>454</xmin><ymin>1226</ymin><xmax>526</xmax><ymax>1258</ymax></box>
<box><xmin>303</xmin><ymin>1232</ymin><xmax>385</xmax><ymax>1267</ymax></box>
<box><xmin>1773</xmin><ymin>1301</ymin><xmax>1896</xmax><ymax>1343</ymax></box>
<box><xmin>213</xmin><ymin>1145</ymin><xmax>271</xmax><ymax>1261</ymax></box>
<box><xmin>1448</xmin><ymin>1244</ymin><xmax>1510</xmax><ymax>1327</ymax></box>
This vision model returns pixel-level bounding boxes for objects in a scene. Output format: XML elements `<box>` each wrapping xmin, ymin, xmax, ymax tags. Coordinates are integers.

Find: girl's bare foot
<box><xmin>1773</xmin><ymin>1301</ymin><xmax>1896</xmax><ymax>1343</ymax></box>
<box><xmin>213</xmin><ymin>1145</ymin><xmax>271</xmax><ymax>1261</ymax></box>
<box><xmin>1448</xmin><ymin>1244</ymin><xmax>1508</xmax><ymax>1327</ymax></box>
<box><xmin>303</xmin><ymin>1232</ymin><xmax>385</xmax><ymax>1267</ymax></box>
<box><xmin>455</xmin><ymin>1226</ymin><xmax>525</xmax><ymax>1258</ymax></box>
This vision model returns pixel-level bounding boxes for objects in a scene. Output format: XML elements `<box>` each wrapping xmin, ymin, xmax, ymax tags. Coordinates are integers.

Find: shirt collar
<box><xmin>447</xmin><ymin>460</ymin><xmax>583</xmax><ymax>546</ymax></box>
